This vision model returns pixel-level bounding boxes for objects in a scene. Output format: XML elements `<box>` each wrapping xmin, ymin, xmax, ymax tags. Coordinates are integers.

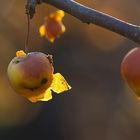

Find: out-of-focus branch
<box><xmin>26</xmin><ymin>0</ymin><xmax>140</xmax><ymax>45</ymax></box>
<box><xmin>26</xmin><ymin>0</ymin><xmax>41</xmax><ymax>18</ymax></box>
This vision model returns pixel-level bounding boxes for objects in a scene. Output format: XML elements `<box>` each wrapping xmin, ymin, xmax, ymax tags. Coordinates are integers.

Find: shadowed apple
<box><xmin>121</xmin><ymin>47</ymin><xmax>140</xmax><ymax>98</ymax></box>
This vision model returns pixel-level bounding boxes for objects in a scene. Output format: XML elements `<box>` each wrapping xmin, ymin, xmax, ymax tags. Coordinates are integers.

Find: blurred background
<box><xmin>0</xmin><ymin>0</ymin><xmax>140</xmax><ymax>139</ymax></box>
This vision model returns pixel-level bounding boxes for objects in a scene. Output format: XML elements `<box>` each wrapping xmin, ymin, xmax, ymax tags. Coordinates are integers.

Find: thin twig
<box><xmin>25</xmin><ymin>3</ymin><xmax>31</xmax><ymax>52</ymax></box>
<box><xmin>27</xmin><ymin>0</ymin><xmax>140</xmax><ymax>45</ymax></box>
<box><xmin>25</xmin><ymin>14</ymin><xmax>30</xmax><ymax>52</ymax></box>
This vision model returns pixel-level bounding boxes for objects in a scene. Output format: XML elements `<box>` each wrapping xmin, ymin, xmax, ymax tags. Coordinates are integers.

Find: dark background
<box><xmin>0</xmin><ymin>0</ymin><xmax>140</xmax><ymax>139</ymax></box>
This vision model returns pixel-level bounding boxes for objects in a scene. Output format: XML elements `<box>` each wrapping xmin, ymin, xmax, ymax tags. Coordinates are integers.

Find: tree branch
<box><xmin>26</xmin><ymin>0</ymin><xmax>140</xmax><ymax>45</ymax></box>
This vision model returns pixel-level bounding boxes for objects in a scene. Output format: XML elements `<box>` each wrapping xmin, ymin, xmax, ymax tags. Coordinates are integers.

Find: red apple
<box><xmin>121</xmin><ymin>47</ymin><xmax>140</xmax><ymax>98</ymax></box>
<box><xmin>7</xmin><ymin>52</ymin><xmax>54</xmax><ymax>101</ymax></box>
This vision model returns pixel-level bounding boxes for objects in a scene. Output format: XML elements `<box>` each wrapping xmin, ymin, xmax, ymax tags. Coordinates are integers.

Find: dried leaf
<box><xmin>39</xmin><ymin>89</ymin><xmax>52</xmax><ymax>101</ymax></box>
<box><xmin>51</xmin><ymin>73</ymin><xmax>71</xmax><ymax>94</ymax></box>
<box><xmin>16</xmin><ymin>50</ymin><xmax>26</xmax><ymax>57</ymax></box>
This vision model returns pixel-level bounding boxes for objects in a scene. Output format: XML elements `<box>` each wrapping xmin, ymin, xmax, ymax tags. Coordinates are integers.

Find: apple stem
<box><xmin>25</xmin><ymin>4</ymin><xmax>31</xmax><ymax>53</ymax></box>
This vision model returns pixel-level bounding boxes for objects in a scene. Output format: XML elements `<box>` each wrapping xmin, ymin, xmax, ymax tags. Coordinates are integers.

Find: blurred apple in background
<box><xmin>121</xmin><ymin>47</ymin><xmax>140</xmax><ymax>98</ymax></box>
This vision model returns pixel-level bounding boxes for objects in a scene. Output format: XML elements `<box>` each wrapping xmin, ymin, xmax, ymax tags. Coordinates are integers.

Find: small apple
<box><xmin>7</xmin><ymin>51</ymin><xmax>54</xmax><ymax>101</ymax></box>
<box><xmin>121</xmin><ymin>47</ymin><xmax>140</xmax><ymax>98</ymax></box>
<box><xmin>39</xmin><ymin>10</ymin><xmax>65</xmax><ymax>43</ymax></box>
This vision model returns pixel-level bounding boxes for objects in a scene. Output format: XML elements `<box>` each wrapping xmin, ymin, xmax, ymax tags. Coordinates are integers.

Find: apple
<box><xmin>121</xmin><ymin>47</ymin><xmax>140</xmax><ymax>98</ymax></box>
<box><xmin>7</xmin><ymin>52</ymin><xmax>54</xmax><ymax>100</ymax></box>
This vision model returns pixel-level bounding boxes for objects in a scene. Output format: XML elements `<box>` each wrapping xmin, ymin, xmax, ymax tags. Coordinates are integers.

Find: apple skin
<box><xmin>121</xmin><ymin>47</ymin><xmax>140</xmax><ymax>98</ymax></box>
<box><xmin>7</xmin><ymin>52</ymin><xmax>54</xmax><ymax>100</ymax></box>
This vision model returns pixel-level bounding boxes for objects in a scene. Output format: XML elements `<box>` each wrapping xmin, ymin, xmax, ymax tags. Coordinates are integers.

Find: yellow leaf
<box><xmin>16</xmin><ymin>50</ymin><xmax>26</xmax><ymax>57</ymax></box>
<box><xmin>39</xmin><ymin>25</ymin><xmax>46</xmax><ymax>36</ymax></box>
<box><xmin>50</xmin><ymin>10</ymin><xmax>65</xmax><ymax>22</ymax></box>
<box><xmin>49</xmin><ymin>38</ymin><xmax>55</xmax><ymax>43</ymax></box>
<box><xmin>28</xmin><ymin>94</ymin><xmax>45</xmax><ymax>103</ymax></box>
<box><xmin>61</xmin><ymin>24</ymin><xmax>66</xmax><ymax>33</ymax></box>
<box><xmin>39</xmin><ymin>89</ymin><xmax>52</xmax><ymax>101</ymax></box>
<box><xmin>28</xmin><ymin>97</ymin><xmax>39</xmax><ymax>103</ymax></box>
<box><xmin>51</xmin><ymin>73</ymin><xmax>71</xmax><ymax>94</ymax></box>
<box><xmin>28</xmin><ymin>89</ymin><xmax>52</xmax><ymax>102</ymax></box>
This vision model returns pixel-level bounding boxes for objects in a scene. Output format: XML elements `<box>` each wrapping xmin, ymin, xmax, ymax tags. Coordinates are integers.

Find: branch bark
<box><xmin>26</xmin><ymin>0</ymin><xmax>140</xmax><ymax>45</ymax></box>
